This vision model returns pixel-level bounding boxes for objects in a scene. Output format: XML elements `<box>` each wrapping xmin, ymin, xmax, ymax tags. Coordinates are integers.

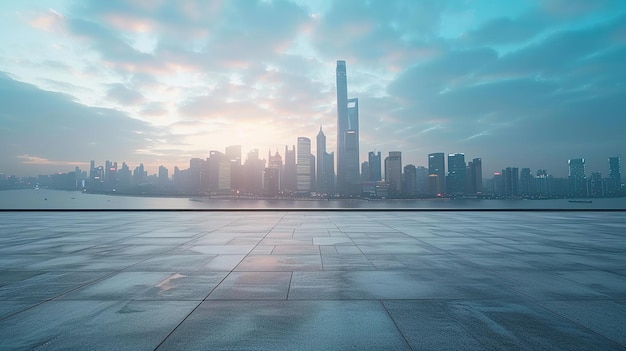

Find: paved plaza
<box><xmin>0</xmin><ymin>211</ymin><xmax>625</xmax><ymax>350</ymax></box>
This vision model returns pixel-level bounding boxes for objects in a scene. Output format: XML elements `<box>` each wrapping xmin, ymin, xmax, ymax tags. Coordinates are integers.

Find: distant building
<box><xmin>297</xmin><ymin>137</ymin><xmax>312</xmax><ymax>192</ymax></box>
<box><xmin>568</xmin><ymin>158</ymin><xmax>586</xmax><ymax>197</ymax></box>
<box><xmin>608</xmin><ymin>157</ymin><xmax>621</xmax><ymax>195</ymax></box>
<box><xmin>368</xmin><ymin>151</ymin><xmax>382</xmax><ymax>181</ymax></box>
<box><xmin>384</xmin><ymin>151</ymin><xmax>402</xmax><ymax>196</ymax></box>
<box><xmin>316</xmin><ymin>127</ymin><xmax>334</xmax><ymax>193</ymax></box>
<box><xmin>416</xmin><ymin>166</ymin><xmax>429</xmax><ymax>196</ymax></box>
<box><xmin>519</xmin><ymin>168</ymin><xmax>534</xmax><ymax>196</ymax></box>
<box><xmin>467</xmin><ymin>158</ymin><xmax>483</xmax><ymax>194</ymax></box>
<box><xmin>402</xmin><ymin>164</ymin><xmax>417</xmax><ymax>196</ymax></box>
<box><xmin>283</xmin><ymin>145</ymin><xmax>297</xmax><ymax>192</ymax></box>
<box><xmin>158</xmin><ymin>165</ymin><xmax>169</xmax><ymax>186</ymax></box>
<box><xmin>428</xmin><ymin>153</ymin><xmax>445</xmax><ymax>195</ymax></box>
<box><xmin>447</xmin><ymin>153</ymin><xmax>466</xmax><ymax>195</ymax></box>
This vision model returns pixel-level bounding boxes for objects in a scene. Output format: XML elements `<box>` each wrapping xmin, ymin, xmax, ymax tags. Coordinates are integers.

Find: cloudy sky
<box><xmin>1</xmin><ymin>0</ymin><xmax>625</xmax><ymax>177</ymax></box>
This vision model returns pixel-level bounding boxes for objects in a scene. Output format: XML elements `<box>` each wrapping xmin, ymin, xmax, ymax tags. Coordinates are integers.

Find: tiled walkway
<box><xmin>0</xmin><ymin>211</ymin><xmax>625</xmax><ymax>350</ymax></box>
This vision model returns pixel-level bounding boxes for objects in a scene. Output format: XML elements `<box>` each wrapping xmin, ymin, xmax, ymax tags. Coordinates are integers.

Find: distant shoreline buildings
<box><xmin>1</xmin><ymin>61</ymin><xmax>623</xmax><ymax>199</ymax></box>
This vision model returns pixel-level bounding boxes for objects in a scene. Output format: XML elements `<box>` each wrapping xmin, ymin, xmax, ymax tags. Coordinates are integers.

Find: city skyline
<box><xmin>1</xmin><ymin>1</ymin><xmax>626</xmax><ymax>177</ymax></box>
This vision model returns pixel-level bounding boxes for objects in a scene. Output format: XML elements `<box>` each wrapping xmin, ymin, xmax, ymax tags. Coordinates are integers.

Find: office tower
<box><xmin>284</xmin><ymin>145</ymin><xmax>296</xmax><ymax>192</ymax></box>
<box><xmin>608</xmin><ymin>157</ymin><xmax>621</xmax><ymax>195</ymax></box>
<box><xmin>188</xmin><ymin>157</ymin><xmax>206</xmax><ymax>194</ymax></box>
<box><xmin>263</xmin><ymin>167</ymin><xmax>280</xmax><ymax>196</ymax></box>
<box><xmin>119</xmin><ymin>162</ymin><xmax>131</xmax><ymax>186</ymax></box>
<box><xmin>310</xmin><ymin>154</ymin><xmax>316</xmax><ymax>191</ymax></box>
<box><xmin>226</xmin><ymin>145</ymin><xmax>243</xmax><ymax>192</ymax></box>
<box><xmin>317</xmin><ymin>127</ymin><xmax>326</xmax><ymax>191</ymax></box>
<box><xmin>267</xmin><ymin>149</ymin><xmax>283</xmax><ymax>191</ymax></box>
<box><xmin>416</xmin><ymin>166</ymin><xmax>429</xmax><ymax>195</ymax></box>
<box><xmin>133</xmin><ymin>163</ymin><xmax>146</xmax><ymax>185</ymax></box>
<box><xmin>447</xmin><ymin>153</ymin><xmax>466</xmax><ymax>195</ymax></box>
<box><xmin>590</xmin><ymin>172</ymin><xmax>603</xmax><ymax>197</ymax></box>
<box><xmin>244</xmin><ymin>149</ymin><xmax>265</xmax><ymax>194</ymax></box>
<box><xmin>536</xmin><ymin>169</ymin><xmax>548</xmax><ymax>196</ymax></box>
<box><xmin>336</xmin><ymin>60</ymin><xmax>348</xmax><ymax>194</ymax></box>
<box><xmin>502</xmin><ymin>167</ymin><xmax>519</xmax><ymax>196</ymax></box>
<box><xmin>568</xmin><ymin>158</ymin><xmax>586</xmax><ymax>197</ymax></box>
<box><xmin>466</xmin><ymin>158</ymin><xmax>483</xmax><ymax>194</ymax></box>
<box><xmin>403</xmin><ymin>164</ymin><xmax>417</xmax><ymax>196</ymax></box>
<box><xmin>428</xmin><ymin>153</ymin><xmax>445</xmax><ymax>195</ymax></box>
<box><xmin>297</xmin><ymin>137</ymin><xmax>312</xmax><ymax>192</ymax></box>
<box><xmin>207</xmin><ymin>151</ymin><xmax>223</xmax><ymax>192</ymax></box>
<box><xmin>335</xmin><ymin>61</ymin><xmax>360</xmax><ymax>195</ymax></box>
<box><xmin>368</xmin><ymin>151</ymin><xmax>382</xmax><ymax>181</ymax></box>
<box><xmin>158</xmin><ymin>165</ymin><xmax>168</xmax><ymax>186</ymax></box>
<box><xmin>225</xmin><ymin>145</ymin><xmax>242</xmax><ymax>165</ymax></box>
<box><xmin>316</xmin><ymin>127</ymin><xmax>334</xmax><ymax>192</ymax></box>
<box><xmin>385</xmin><ymin>151</ymin><xmax>402</xmax><ymax>196</ymax></box>
<box><xmin>519</xmin><ymin>168</ymin><xmax>534</xmax><ymax>196</ymax></box>
<box><xmin>492</xmin><ymin>172</ymin><xmax>503</xmax><ymax>195</ymax></box>
<box><xmin>345</xmin><ymin>98</ymin><xmax>360</xmax><ymax>195</ymax></box>
<box><xmin>361</xmin><ymin>161</ymin><xmax>369</xmax><ymax>181</ymax></box>
<box><xmin>323</xmin><ymin>151</ymin><xmax>335</xmax><ymax>193</ymax></box>
<box><xmin>218</xmin><ymin>157</ymin><xmax>231</xmax><ymax>192</ymax></box>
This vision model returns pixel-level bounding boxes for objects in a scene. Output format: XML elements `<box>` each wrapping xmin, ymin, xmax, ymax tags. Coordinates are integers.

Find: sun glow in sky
<box><xmin>1</xmin><ymin>0</ymin><xmax>625</xmax><ymax>177</ymax></box>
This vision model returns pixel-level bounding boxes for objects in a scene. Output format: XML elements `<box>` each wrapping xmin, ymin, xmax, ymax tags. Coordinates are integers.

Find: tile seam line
<box><xmin>153</xmin><ymin>212</ymin><xmax>288</xmax><ymax>350</ymax></box>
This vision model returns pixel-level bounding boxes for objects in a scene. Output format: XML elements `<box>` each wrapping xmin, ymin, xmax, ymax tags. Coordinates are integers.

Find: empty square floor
<box><xmin>0</xmin><ymin>211</ymin><xmax>625</xmax><ymax>350</ymax></box>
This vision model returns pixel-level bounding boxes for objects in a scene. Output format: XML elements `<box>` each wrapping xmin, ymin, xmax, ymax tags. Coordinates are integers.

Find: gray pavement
<box><xmin>0</xmin><ymin>211</ymin><xmax>625</xmax><ymax>350</ymax></box>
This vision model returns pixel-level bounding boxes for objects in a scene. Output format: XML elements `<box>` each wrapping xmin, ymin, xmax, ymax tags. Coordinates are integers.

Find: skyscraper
<box><xmin>403</xmin><ymin>164</ymin><xmax>417</xmax><ymax>196</ymax></box>
<box><xmin>608</xmin><ymin>156</ymin><xmax>621</xmax><ymax>195</ymax></box>
<box><xmin>283</xmin><ymin>145</ymin><xmax>296</xmax><ymax>192</ymax></box>
<box><xmin>447</xmin><ymin>153</ymin><xmax>466</xmax><ymax>195</ymax></box>
<box><xmin>385</xmin><ymin>151</ymin><xmax>402</xmax><ymax>196</ymax></box>
<box><xmin>368</xmin><ymin>151</ymin><xmax>382</xmax><ymax>181</ymax></box>
<box><xmin>316</xmin><ymin>126</ymin><xmax>334</xmax><ymax>193</ymax></box>
<box><xmin>467</xmin><ymin>158</ymin><xmax>483</xmax><ymax>194</ymax></box>
<box><xmin>297</xmin><ymin>137</ymin><xmax>312</xmax><ymax>192</ymax></box>
<box><xmin>336</xmin><ymin>60</ymin><xmax>348</xmax><ymax>194</ymax></box>
<box><xmin>336</xmin><ymin>60</ymin><xmax>360</xmax><ymax>196</ymax></box>
<box><xmin>428</xmin><ymin>153</ymin><xmax>445</xmax><ymax>195</ymax></box>
<box><xmin>568</xmin><ymin>158</ymin><xmax>586</xmax><ymax>197</ymax></box>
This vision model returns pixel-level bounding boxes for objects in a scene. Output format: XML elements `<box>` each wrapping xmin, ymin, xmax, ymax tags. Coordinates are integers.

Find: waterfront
<box><xmin>1</xmin><ymin>188</ymin><xmax>625</xmax><ymax>210</ymax></box>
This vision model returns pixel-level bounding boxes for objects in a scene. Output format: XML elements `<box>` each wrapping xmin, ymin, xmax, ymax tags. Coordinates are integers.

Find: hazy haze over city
<box><xmin>1</xmin><ymin>0</ymin><xmax>625</xmax><ymax>177</ymax></box>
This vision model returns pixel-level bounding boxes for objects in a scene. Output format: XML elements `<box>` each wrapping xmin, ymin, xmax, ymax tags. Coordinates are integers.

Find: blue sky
<box><xmin>1</xmin><ymin>0</ymin><xmax>625</xmax><ymax>177</ymax></box>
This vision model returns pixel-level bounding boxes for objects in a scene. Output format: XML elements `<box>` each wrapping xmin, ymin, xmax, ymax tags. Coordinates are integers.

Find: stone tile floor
<box><xmin>0</xmin><ymin>211</ymin><xmax>624</xmax><ymax>350</ymax></box>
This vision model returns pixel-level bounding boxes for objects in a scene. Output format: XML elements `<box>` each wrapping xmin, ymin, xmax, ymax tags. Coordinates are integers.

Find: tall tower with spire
<box><xmin>336</xmin><ymin>60</ymin><xmax>360</xmax><ymax>196</ymax></box>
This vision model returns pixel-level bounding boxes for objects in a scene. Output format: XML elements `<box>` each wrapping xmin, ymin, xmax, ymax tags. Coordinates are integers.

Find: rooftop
<box><xmin>0</xmin><ymin>211</ymin><xmax>625</xmax><ymax>350</ymax></box>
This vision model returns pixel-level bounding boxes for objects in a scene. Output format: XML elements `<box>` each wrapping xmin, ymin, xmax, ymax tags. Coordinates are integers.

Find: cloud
<box><xmin>0</xmin><ymin>72</ymin><xmax>171</xmax><ymax>175</ymax></box>
<box><xmin>106</xmin><ymin>83</ymin><xmax>145</xmax><ymax>105</ymax></box>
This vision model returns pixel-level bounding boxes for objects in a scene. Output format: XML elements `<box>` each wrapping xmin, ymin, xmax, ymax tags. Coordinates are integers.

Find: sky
<box><xmin>1</xmin><ymin>0</ymin><xmax>625</xmax><ymax>178</ymax></box>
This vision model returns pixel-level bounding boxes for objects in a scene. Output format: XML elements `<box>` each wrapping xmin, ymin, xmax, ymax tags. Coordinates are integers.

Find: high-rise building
<box><xmin>416</xmin><ymin>166</ymin><xmax>429</xmax><ymax>196</ymax></box>
<box><xmin>466</xmin><ymin>158</ymin><xmax>482</xmax><ymax>194</ymax></box>
<box><xmin>502</xmin><ymin>167</ymin><xmax>519</xmax><ymax>196</ymax></box>
<box><xmin>608</xmin><ymin>157</ymin><xmax>621</xmax><ymax>195</ymax></box>
<box><xmin>336</xmin><ymin>60</ymin><xmax>348</xmax><ymax>194</ymax></box>
<box><xmin>297</xmin><ymin>137</ymin><xmax>312</xmax><ymax>192</ymax></box>
<box><xmin>207</xmin><ymin>151</ymin><xmax>223</xmax><ymax>192</ymax></box>
<box><xmin>368</xmin><ymin>151</ymin><xmax>382</xmax><ymax>181</ymax></box>
<box><xmin>284</xmin><ymin>145</ymin><xmax>296</xmax><ymax>192</ymax></box>
<box><xmin>385</xmin><ymin>151</ymin><xmax>402</xmax><ymax>196</ymax></box>
<box><xmin>244</xmin><ymin>149</ymin><xmax>265</xmax><ymax>194</ymax></box>
<box><xmin>403</xmin><ymin>164</ymin><xmax>417</xmax><ymax>196</ymax></box>
<box><xmin>447</xmin><ymin>153</ymin><xmax>466</xmax><ymax>195</ymax></box>
<box><xmin>361</xmin><ymin>161</ymin><xmax>369</xmax><ymax>181</ymax></box>
<box><xmin>336</xmin><ymin>61</ymin><xmax>360</xmax><ymax>196</ymax></box>
<box><xmin>428</xmin><ymin>153</ymin><xmax>445</xmax><ymax>195</ymax></box>
<box><xmin>519</xmin><ymin>168</ymin><xmax>534</xmax><ymax>196</ymax></box>
<box><xmin>316</xmin><ymin>127</ymin><xmax>334</xmax><ymax>193</ymax></box>
<box><xmin>226</xmin><ymin>145</ymin><xmax>243</xmax><ymax>192</ymax></box>
<box><xmin>158</xmin><ymin>165</ymin><xmax>168</xmax><ymax>186</ymax></box>
<box><xmin>568</xmin><ymin>158</ymin><xmax>586</xmax><ymax>197</ymax></box>
<box><xmin>267</xmin><ymin>149</ymin><xmax>283</xmax><ymax>191</ymax></box>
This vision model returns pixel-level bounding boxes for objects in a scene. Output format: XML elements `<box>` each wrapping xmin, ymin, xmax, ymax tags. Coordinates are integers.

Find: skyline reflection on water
<box><xmin>1</xmin><ymin>189</ymin><xmax>625</xmax><ymax>210</ymax></box>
